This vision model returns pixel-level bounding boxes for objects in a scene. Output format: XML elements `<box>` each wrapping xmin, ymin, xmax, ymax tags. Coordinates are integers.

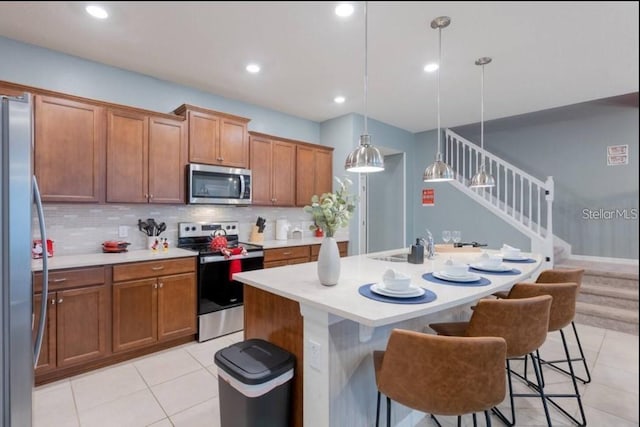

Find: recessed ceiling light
<box><xmin>335</xmin><ymin>3</ymin><xmax>354</xmax><ymax>17</ymax></box>
<box><xmin>85</xmin><ymin>5</ymin><xmax>108</xmax><ymax>19</ymax></box>
<box><xmin>246</xmin><ymin>64</ymin><xmax>261</xmax><ymax>73</ymax></box>
<box><xmin>424</xmin><ymin>63</ymin><xmax>439</xmax><ymax>73</ymax></box>
<box><xmin>334</xmin><ymin>96</ymin><xmax>346</xmax><ymax>104</ymax></box>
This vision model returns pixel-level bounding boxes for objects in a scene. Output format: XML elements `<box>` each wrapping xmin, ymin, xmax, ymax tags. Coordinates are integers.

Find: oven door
<box><xmin>198</xmin><ymin>253</ymin><xmax>264</xmax><ymax>315</ymax></box>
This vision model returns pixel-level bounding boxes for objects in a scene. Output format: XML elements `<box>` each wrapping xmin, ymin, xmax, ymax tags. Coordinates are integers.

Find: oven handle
<box><xmin>200</xmin><ymin>251</ymin><xmax>264</xmax><ymax>264</ymax></box>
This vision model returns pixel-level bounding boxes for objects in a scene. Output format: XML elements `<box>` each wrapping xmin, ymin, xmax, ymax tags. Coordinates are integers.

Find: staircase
<box><xmin>444</xmin><ymin>130</ymin><xmax>555</xmax><ymax>269</ymax></box>
<box><xmin>556</xmin><ymin>259</ymin><xmax>639</xmax><ymax>335</ymax></box>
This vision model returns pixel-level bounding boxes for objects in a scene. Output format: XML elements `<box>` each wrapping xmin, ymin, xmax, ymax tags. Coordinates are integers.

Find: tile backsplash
<box><xmin>32</xmin><ymin>204</ymin><xmax>321</xmax><ymax>256</ymax></box>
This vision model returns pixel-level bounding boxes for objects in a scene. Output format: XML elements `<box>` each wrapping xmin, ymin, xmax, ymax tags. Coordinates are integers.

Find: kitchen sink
<box><xmin>369</xmin><ymin>253</ymin><xmax>409</xmax><ymax>262</ymax></box>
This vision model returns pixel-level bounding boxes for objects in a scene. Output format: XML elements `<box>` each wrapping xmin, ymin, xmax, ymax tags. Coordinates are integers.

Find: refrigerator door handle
<box><xmin>32</xmin><ymin>175</ymin><xmax>48</xmax><ymax>367</ymax></box>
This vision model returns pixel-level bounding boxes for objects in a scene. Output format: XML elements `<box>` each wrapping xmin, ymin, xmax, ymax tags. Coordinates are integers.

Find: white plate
<box><xmin>370</xmin><ymin>283</ymin><xmax>425</xmax><ymax>298</ymax></box>
<box><xmin>501</xmin><ymin>254</ymin><xmax>528</xmax><ymax>261</ymax></box>
<box><xmin>433</xmin><ymin>271</ymin><xmax>482</xmax><ymax>283</ymax></box>
<box><xmin>469</xmin><ymin>263</ymin><xmax>513</xmax><ymax>272</ymax></box>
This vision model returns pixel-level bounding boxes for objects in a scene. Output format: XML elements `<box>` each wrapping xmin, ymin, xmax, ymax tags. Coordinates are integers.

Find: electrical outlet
<box><xmin>307</xmin><ymin>339</ymin><xmax>322</xmax><ymax>371</ymax></box>
<box><xmin>118</xmin><ymin>225</ymin><xmax>128</xmax><ymax>238</ymax></box>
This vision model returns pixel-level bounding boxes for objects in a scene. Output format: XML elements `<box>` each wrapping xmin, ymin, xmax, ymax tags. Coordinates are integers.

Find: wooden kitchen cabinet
<box><xmin>295</xmin><ymin>144</ymin><xmax>333</xmax><ymax>206</ymax></box>
<box><xmin>249</xmin><ymin>132</ymin><xmax>296</xmax><ymax>206</ymax></box>
<box><xmin>34</xmin><ymin>94</ymin><xmax>106</xmax><ymax>203</ymax></box>
<box><xmin>175</xmin><ymin>104</ymin><xmax>250</xmax><ymax>168</ymax></box>
<box><xmin>310</xmin><ymin>241</ymin><xmax>349</xmax><ymax>261</ymax></box>
<box><xmin>32</xmin><ymin>267</ymin><xmax>110</xmax><ymax>376</ymax></box>
<box><xmin>112</xmin><ymin>258</ymin><xmax>196</xmax><ymax>353</ymax></box>
<box><xmin>264</xmin><ymin>242</ymin><xmax>348</xmax><ymax>268</ymax></box>
<box><xmin>106</xmin><ymin>108</ymin><xmax>186</xmax><ymax>204</ymax></box>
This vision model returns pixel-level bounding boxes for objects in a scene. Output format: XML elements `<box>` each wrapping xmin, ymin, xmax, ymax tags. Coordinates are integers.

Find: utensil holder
<box><xmin>250</xmin><ymin>225</ymin><xmax>264</xmax><ymax>244</ymax></box>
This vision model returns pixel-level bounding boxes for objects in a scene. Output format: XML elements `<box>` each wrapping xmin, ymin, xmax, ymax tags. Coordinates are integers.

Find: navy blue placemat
<box><xmin>502</xmin><ymin>258</ymin><xmax>536</xmax><ymax>263</ymax></box>
<box><xmin>358</xmin><ymin>284</ymin><xmax>437</xmax><ymax>304</ymax></box>
<box><xmin>422</xmin><ymin>273</ymin><xmax>491</xmax><ymax>287</ymax></box>
<box><xmin>469</xmin><ymin>267</ymin><xmax>522</xmax><ymax>276</ymax></box>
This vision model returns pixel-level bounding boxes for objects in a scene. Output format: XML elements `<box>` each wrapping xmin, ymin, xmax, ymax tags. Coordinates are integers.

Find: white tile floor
<box><xmin>33</xmin><ymin>325</ymin><xmax>639</xmax><ymax>427</ymax></box>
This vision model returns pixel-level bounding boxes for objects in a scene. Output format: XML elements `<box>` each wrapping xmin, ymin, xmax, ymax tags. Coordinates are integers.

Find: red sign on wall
<box><xmin>422</xmin><ymin>188</ymin><xmax>435</xmax><ymax>206</ymax></box>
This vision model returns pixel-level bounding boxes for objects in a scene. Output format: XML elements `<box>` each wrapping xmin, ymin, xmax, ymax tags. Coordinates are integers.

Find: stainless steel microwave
<box><xmin>188</xmin><ymin>163</ymin><xmax>252</xmax><ymax>205</ymax></box>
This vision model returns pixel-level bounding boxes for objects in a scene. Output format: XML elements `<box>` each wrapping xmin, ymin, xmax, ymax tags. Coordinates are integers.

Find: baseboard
<box><xmin>568</xmin><ymin>254</ymin><xmax>639</xmax><ymax>266</ymax></box>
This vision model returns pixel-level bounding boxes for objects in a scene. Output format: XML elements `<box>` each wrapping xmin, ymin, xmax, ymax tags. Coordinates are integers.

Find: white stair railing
<box><xmin>444</xmin><ymin>129</ymin><xmax>554</xmax><ymax>267</ymax></box>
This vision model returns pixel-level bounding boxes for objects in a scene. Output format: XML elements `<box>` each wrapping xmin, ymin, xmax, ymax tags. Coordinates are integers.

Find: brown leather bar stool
<box><xmin>495</xmin><ymin>268</ymin><xmax>590</xmax><ymax>384</ymax></box>
<box><xmin>504</xmin><ymin>282</ymin><xmax>586</xmax><ymax>426</ymax></box>
<box><xmin>429</xmin><ymin>295</ymin><xmax>553</xmax><ymax>427</ymax></box>
<box><xmin>373</xmin><ymin>330</ymin><xmax>507</xmax><ymax>427</ymax></box>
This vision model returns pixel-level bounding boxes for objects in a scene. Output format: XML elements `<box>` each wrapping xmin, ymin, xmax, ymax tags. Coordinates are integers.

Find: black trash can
<box><xmin>214</xmin><ymin>338</ymin><xmax>295</xmax><ymax>427</ymax></box>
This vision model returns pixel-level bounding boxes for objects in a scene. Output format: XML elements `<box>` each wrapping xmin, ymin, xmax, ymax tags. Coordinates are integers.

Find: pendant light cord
<box><xmin>436</xmin><ymin>26</ymin><xmax>442</xmax><ymax>159</ymax></box>
<box><xmin>363</xmin><ymin>1</ymin><xmax>368</xmax><ymax>136</ymax></box>
<box><xmin>480</xmin><ymin>61</ymin><xmax>484</xmax><ymax>169</ymax></box>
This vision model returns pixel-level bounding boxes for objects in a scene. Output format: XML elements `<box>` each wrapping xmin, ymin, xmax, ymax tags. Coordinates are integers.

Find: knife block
<box><xmin>250</xmin><ymin>225</ymin><xmax>264</xmax><ymax>244</ymax></box>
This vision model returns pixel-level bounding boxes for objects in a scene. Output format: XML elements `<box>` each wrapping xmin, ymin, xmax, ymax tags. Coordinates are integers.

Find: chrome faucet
<box><xmin>424</xmin><ymin>229</ymin><xmax>435</xmax><ymax>259</ymax></box>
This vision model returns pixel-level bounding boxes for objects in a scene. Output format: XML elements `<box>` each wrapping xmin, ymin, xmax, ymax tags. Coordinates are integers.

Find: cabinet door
<box><xmin>33</xmin><ymin>292</ymin><xmax>57</xmax><ymax>375</ymax></box>
<box><xmin>295</xmin><ymin>145</ymin><xmax>315</xmax><ymax>206</ymax></box>
<box><xmin>148</xmin><ymin>116</ymin><xmax>187</xmax><ymax>204</ymax></box>
<box><xmin>315</xmin><ymin>148</ymin><xmax>333</xmax><ymax>197</ymax></box>
<box><xmin>56</xmin><ymin>285</ymin><xmax>110</xmax><ymax>367</ymax></box>
<box><xmin>219</xmin><ymin>117</ymin><xmax>248</xmax><ymax>168</ymax></box>
<box><xmin>188</xmin><ymin>110</ymin><xmax>219</xmax><ymax>164</ymax></box>
<box><xmin>113</xmin><ymin>278</ymin><xmax>157</xmax><ymax>352</ymax></box>
<box><xmin>249</xmin><ymin>135</ymin><xmax>273</xmax><ymax>205</ymax></box>
<box><xmin>272</xmin><ymin>140</ymin><xmax>296</xmax><ymax>206</ymax></box>
<box><xmin>157</xmin><ymin>272</ymin><xmax>196</xmax><ymax>341</ymax></box>
<box><xmin>34</xmin><ymin>95</ymin><xmax>106</xmax><ymax>203</ymax></box>
<box><xmin>107</xmin><ymin>109</ymin><xmax>149</xmax><ymax>203</ymax></box>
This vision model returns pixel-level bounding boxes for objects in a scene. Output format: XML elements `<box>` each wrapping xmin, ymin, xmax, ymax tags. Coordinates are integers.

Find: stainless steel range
<box><xmin>177</xmin><ymin>222</ymin><xmax>264</xmax><ymax>342</ymax></box>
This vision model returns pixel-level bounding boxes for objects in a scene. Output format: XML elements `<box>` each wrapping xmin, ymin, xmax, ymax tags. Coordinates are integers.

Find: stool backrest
<box><xmin>508</xmin><ymin>282</ymin><xmax>578</xmax><ymax>331</ymax></box>
<box><xmin>537</xmin><ymin>268</ymin><xmax>584</xmax><ymax>288</ymax></box>
<box><xmin>466</xmin><ymin>295</ymin><xmax>552</xmax><ymax>358</ymax></box>
<box><xmin>377</xmin><ymin>330</ymin><xmax>507</xmax><ymax>416</ymax></box>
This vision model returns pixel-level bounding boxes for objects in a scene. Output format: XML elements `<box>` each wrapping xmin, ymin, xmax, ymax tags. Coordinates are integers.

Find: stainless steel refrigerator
<box><xmin>1</xmin><ymin>93</ymin><xmax>49</xmax><ymax>426</ymax></box>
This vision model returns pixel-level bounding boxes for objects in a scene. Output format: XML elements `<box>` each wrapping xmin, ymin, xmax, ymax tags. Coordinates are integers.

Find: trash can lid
<box><xmin>214</xmin><ymin>338</ymin><xmax>295</xmax><ymax>385</ymax></box>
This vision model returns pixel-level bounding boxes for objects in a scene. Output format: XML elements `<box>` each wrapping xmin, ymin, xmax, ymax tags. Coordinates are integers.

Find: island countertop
<box><xmin>234</xmin><ymin>248</ymin><xmax>542</xmax><ymax>328</ymax></box>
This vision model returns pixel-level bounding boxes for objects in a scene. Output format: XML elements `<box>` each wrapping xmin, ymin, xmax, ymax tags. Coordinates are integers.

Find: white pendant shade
<box><xmin>423</xmin><ymin>153</ymin><xmax>454</xmax><ymax>182</ymax></box>
<box><xmin>469</xmin><ymin>167</ymin><xmax>496</xmax><ymax>188</ymax></box>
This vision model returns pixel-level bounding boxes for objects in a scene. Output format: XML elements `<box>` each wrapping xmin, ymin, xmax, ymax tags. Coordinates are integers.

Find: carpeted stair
<box><xmin>555</xmin><ymin>259</ymin><xmax>639</xmax><ymax>335</ymax></box>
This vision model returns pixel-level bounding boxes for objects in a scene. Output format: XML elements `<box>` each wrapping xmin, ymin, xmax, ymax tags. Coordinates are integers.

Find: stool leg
<box><xmin>530</xmin><ymin>350</ymin><xmax>554</xmax><ymax>427</ymax></box>
<box><xmin>485</xmin><ymin>410</ymin><xmax>492</xmax><ymax>427</ymax></box>
<box><xmin>375</xmin><ymin>391</ymin><xmax>381</xmax><ymax>427</ymax></box>
<box><xmin>571</xmin><ymin>320</ymin><xmax>592</xmax><ymax>383</ymax></box>
<box><xmin>458</xmin><ymin>415</ymin><xmax>463</xmax><ymax>427</ymax></box>
<box><xmin>535</xmin><ymin>322</ymin><xmax>592</xmax><ymax>384</ymax></box>
<box><xmin>491</xmin><ymin>359</ymin><xmax>516</xmax><ymax>426</ymax></box>
<box><xmin>386</xmin><ymin>396</ymin><xmax>391</xmax><ymax>427</ymax></box>
<box><xmin>472</xmin><ymin>413</ymin><xmax>477</xmax><ymax>426</ymax></box>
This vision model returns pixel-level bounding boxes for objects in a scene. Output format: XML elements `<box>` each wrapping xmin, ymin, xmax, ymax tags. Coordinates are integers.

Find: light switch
<box><xmin>118</xmin><ymin>225</ymin><xmax>128</xmax><ymax>238</ymax></box>
<box><xmin>307</xmin><ymin>339</ymin><xmax>322</xmax><ymax>371</ymax></box>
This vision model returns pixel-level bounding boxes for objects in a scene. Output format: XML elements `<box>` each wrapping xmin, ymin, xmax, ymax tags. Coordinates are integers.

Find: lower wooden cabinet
<box><xmin>112</xmin><ymin>259</ymin><xmax>196</xmax><ymax>353</ymax></box>
<box><xmin>264</xmin><ymin>241</ymin><xmax>349</xmax><ymax>268</ymax></box>
<box><xmin>33</xmin><ymin>283</ymin><xmax>110</xmax><ymax>376</ymax></box>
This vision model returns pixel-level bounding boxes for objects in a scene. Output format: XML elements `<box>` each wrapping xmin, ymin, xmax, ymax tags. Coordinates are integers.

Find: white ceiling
<box><xmin>0</xmin><ymin>1</ymin><xmax>638</xmax><ymax>133</ymax></box>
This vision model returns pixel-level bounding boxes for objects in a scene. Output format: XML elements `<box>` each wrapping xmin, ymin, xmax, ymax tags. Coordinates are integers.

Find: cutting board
<box><xmin>435</xmin><ymin>244</ymin><xmax>482</xmax><ymax>253</ymax></box>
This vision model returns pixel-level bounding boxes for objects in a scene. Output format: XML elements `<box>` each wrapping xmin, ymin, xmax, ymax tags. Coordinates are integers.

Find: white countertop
<box><xmin>32</xmin><ymin>248</ymin><xmax>198</xmax><ymax>272</ymax></box>
<box><xmin>234</xmin><ymin>248</ymin><xmax>542</xmax><ymax>328</ymax></box>
<box><xmin>256</xmin><ymin>236</ymin><xmax>349</xmax><ymax>249</ymax></box>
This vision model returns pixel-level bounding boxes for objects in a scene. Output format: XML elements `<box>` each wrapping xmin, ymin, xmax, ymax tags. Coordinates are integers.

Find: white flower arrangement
<box><xmin>304</xmin><ymin>176</ymin><xmax>356</xmax><ymax>238</ymax></box>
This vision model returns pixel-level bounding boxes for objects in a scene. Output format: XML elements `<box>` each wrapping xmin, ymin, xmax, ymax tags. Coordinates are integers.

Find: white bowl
<box><xmin>382</xmin><ymin>270</ymin><xmax>412</xmax><ymax>291</ymax></box>
<box><xmin>443</xmin><ymin>263</ymin><xmax>469</xmax><ymax>277</ymax></box>
<box><xmin>502</xmin><ymin>249</ymin><xmax>521</xmax><ymax>259</ymax></box>
<box><xmin>479</xmin><ymin>254</ymin><xmax>503</xmax><ymax>267</ymax></box>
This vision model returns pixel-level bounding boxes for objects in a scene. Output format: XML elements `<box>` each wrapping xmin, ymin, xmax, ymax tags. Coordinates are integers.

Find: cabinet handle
<box><xmin>154</xmin><ymin>283</ymin><xmax>158</xmax><ymax>289</ymax></box>
<box><xmin>149</xmin><ymin>194</ymin><xmax>153</xmax><ymax>199</ymax></box>
<box><xmin>282</xmin><ymin>251</ymin><xmax>292</xmax><ymax>255</ymax></box>
<box><xmin>145</xmin><ymin>193</ymin><xmax>149</xmax><ymax>199</ymax></box>
<box><xmin>159</xmin><ymin>282</ymin><xmax>163</xmax><ymax>288</ymax></box>
<box><xmin>51</xmin><ymin>278</ymin><xmax>67</xmax><ymax>283</ymax></box>
<box><xmin>57</xmin><ymin>298</ymin><xmax>63</xmax><ymax>304</ymax></box>
<box><xmin>151</xmin><ymin>266</ymin><xmax>164</xmax><ymax>271</ymax></box>
<box><xmin>51</xmin><ymin>298</ymin><xmax>56</xmax><ymax>305</ymax></box>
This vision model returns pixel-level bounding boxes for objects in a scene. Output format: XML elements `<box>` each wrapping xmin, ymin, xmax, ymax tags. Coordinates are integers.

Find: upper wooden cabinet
<box><xmin>106</xmin><ymin>108</ymin><xmax>186</xmax><ymax>204</ymax></box>
<box><xmin>249</xmin><ymin>133</ymin><xmax>296</xmax><ymax>206</ymax></box>
<box><xmin>174</xmin><ymin>104</ymin><xmax>250</xmax><ymax>169</ymax></box>
<box><xmin>295</xmin><ymin>145</ymin><xmax>333</xmax><ymax>206</ymax></box>
<box><xmin>34</xmin><ymin>95</ymin><xmax>106</xmax><ymax>203</ymax></box>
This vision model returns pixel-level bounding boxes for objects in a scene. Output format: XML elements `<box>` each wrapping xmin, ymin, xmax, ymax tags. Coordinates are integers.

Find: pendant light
<box><xmin>469</xmin><ymin>57</ymin><xmax>496</xmax><ymax>188</ymax></box>
<box><xmin>423</xmin><ymin>16</ymin><xmax>454</xmax><ymax>182</ymax></box>
<box><xmin>345</xmin><ymin>1</ymin><xmax>384</xmax><ymax>173</ymax></box>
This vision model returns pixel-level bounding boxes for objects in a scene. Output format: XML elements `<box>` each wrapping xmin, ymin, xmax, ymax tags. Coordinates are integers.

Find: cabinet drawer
<box><xmin>33</xmin><ymin>266</ymin><xmax>105</xmax><ymax>292</ymax></box>
<box><xmin>264</xmin><ymin>246</ymin><xmax>310</xmax><ymax>263</ymax></box>
<box><xmin>264</xmin><ymin>257</ymin><xmax>309</xmax><ymax>269</ymax></box>
<box><xmin>113</xmin><ymin>258</ymin><xmax>196</xmax><ymax>282</ymax></box>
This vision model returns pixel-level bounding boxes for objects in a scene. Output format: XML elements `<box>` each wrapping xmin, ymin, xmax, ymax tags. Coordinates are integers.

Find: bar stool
<box><xmin>429</xmin><ymin>295</ymin><xmax>554</xmax><ymax>427</ymax></box>
<box><xmin>373</xmin><ymin>330</ymin><xmax>507</xmax><ymax>427</ymax></box>
<box><xmin>504</xmin><ymin>282</ymin><xmax>586</xmax><ymax>426</ymax></box>
<box><xmin>494</xmin><ymin>268</ymin><xmax>590</xmax><ymax>384</ymax></box>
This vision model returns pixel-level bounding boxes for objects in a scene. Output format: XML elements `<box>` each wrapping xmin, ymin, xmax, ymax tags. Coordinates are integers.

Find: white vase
<box><xmin>317</xmin><ymin>237</ymin><xmax>340</xmax><ymax>286</ymax></box>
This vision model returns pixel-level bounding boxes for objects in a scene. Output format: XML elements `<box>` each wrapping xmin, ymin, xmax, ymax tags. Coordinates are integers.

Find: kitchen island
<box><xmin>234</xmin><ymin>248</ymin><xmax>542</xmax><ymax>427</ymax></box>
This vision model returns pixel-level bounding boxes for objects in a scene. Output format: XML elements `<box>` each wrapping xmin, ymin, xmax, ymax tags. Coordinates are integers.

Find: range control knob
<box><xmin>191</xmin><ymin>226</ymin><xmax>196</xmax><ymax>231</ymax></box>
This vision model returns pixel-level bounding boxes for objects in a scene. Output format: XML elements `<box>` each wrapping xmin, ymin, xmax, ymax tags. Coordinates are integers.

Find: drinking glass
<box><xmin>441</xmin><ymin>230</ymin><xmax>451</xmax><ymax>244</ymax></box>
<box><xmin>451</xmin><ymin>230</ymin><xmax>462</xmax><ymax>244</ymax></box>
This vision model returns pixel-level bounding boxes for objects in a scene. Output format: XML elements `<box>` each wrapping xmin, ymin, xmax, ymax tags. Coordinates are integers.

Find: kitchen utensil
<box><xmin>157</xmin><ymin>222</ymin><xmax>166</xmax><ymax>236</ymax></box>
